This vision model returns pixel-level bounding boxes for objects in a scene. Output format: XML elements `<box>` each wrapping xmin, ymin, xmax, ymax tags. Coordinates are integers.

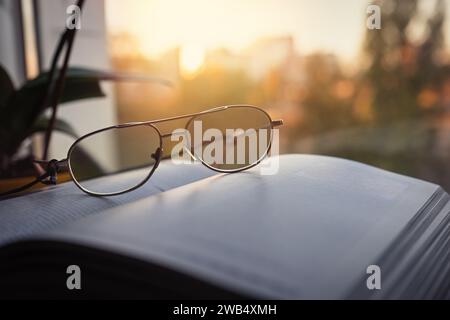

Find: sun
<box><xmin>180</xmin><ymin>44</ymin><xmax>205</xmax><ymax>77</ymax></box>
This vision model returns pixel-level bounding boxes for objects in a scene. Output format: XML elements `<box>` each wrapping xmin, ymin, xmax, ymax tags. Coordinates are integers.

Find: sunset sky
<box><xmin>105</xmin><ymin>0</ymin><xmax>450</xmax><ymax>64</ymax></box>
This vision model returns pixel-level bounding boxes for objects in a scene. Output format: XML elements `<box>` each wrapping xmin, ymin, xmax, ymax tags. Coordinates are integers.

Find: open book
<box><xmin>0</xmin><ymin>154</ymin><xmax>449</xmax><ymax>299</ymax></box>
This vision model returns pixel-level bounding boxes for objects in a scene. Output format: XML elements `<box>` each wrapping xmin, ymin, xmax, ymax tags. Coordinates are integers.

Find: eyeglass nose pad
<box><xmin>151</xmin><ymin>147</ymin><xmax>163</xmax><ymax>168</ymax></box>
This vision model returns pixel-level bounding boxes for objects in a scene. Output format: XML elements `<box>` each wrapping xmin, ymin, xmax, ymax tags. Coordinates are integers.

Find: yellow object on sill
<box><xmin>0</xmin><ymin>173</ymin><xmax>72</xmax><ymax>195</ymax></box>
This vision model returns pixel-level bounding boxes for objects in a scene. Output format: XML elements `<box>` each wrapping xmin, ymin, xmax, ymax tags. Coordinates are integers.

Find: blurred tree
<box><xmin>363</xmin><ymin>0</ymin><xmax>447</xmax><ymax>122</ymax></box>
<box><xmin>181</xmin><ymin>66</ymin><xmax>252</xmax><ymax>112</ymax></box>
<box><xmin>299</xmin><ymin>53</ymin><xmax>356</xmax><ymax>135</ymax></box>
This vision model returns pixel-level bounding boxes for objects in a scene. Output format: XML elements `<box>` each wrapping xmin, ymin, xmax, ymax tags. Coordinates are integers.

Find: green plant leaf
<box><xmin>29</xmin><ymin>117</ymin><xmax>78</xmax><ymax>139</ymax></box>
<box><xmin>2</xmin><ymin>69</ymin><xmax>105</xmax><ymax>133</ymax></box>
<box><xmin>0</xmin><ymin>64</ymin><xmax>15</xmax><ymax>107</ymax></box>
<box><xmin>0</xmin><ymin>66</ymin><xmax>172</xmax><ymax>157</ymax></box>
<box><xmin>25</xmin><ymin>67</ymin><xmax>173</xmax><ymax>89</ymax></box>
<box><xmin>0</xmin><ymin>67</ymin><xmax>105</xmax><ymax>156</ymax></box>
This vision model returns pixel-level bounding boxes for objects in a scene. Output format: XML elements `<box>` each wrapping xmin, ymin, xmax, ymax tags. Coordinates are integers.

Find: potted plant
<box><xmin>0</xmin><ymin>0</ymin><xmax>171</xmax><ymax>195</ymax></box>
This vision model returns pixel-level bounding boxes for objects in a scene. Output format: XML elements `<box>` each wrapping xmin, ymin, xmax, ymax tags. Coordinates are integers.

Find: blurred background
<box><xmin>1</xmin><ymin>0</ymin><xmax>450</xmax><ymax>190</ymax></box>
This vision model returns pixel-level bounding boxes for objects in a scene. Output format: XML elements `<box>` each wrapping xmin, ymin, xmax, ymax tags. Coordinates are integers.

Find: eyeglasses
<box><xmin>1</xmin><ymin>105</ymin><xmax>283</xmax><ymax>197</ymax></box>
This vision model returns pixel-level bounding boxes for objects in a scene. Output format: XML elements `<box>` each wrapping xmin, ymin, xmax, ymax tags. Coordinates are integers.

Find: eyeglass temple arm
<box><xmin>271</xmin><ymin>119</ymin><xmax>283</xmax><ymax>127</ymax></box>
<box><xmin>225</xmin><ymin>121</ymin><xmax>283</xmax><ymax>141</ymax></box>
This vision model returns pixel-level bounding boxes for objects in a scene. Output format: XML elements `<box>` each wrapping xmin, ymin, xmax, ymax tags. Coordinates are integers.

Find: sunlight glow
<box><xmin>105</xmin><ymin>0</ymin><xmax>370</xmax><ymax>62</ymax></box>
<box><xmin>180</xmin><ymin>44</ymin><xmax>205</xmax><ymax>76</ymax></box>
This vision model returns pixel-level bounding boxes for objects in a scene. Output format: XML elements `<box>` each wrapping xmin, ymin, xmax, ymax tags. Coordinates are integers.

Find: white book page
<box><xmin>0</xmin><ymin>161</ymin><xmax>216</xmax><ymax>245</ymax></box>
<box><xmin>39</xmin><ymin>154</ymin><xmax>440</xmax><ymax>298</ymax></box>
